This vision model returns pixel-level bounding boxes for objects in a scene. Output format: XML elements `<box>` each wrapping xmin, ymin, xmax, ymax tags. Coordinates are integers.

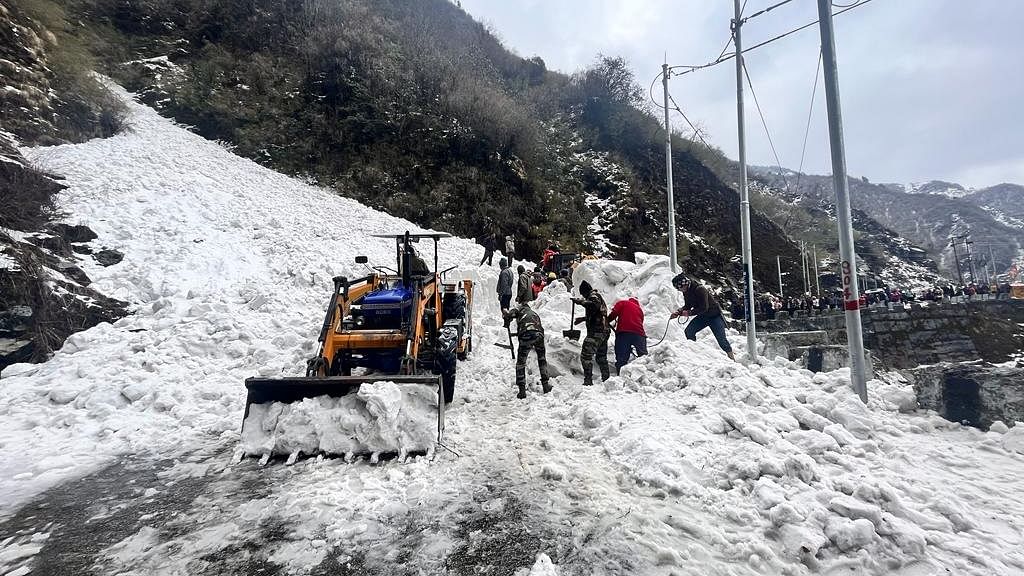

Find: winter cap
<box><xmin>548</xmin><ymin>272</ymin><xmax>556</xmax><ymax>280</ymax></box>
<box><xmin>500</xmin><ymin>257</ymin><xmax>508</xmax><ymax>268</ymax></box>
<box><xmin>560</xmin><ymin>268</ymin><xmax>569</xmax><ymax>277</ymax></box>
<box><xmin>579</xmin><ymin>280</ymin><xmax>593</xmax><ymax>296</ymax></box>
<box><xmin>517</xmin><ymin>265</ymin><xmax>526</xmax><ymax>273</ymax></box>
<box><xmin>671</xmin><ymin>273</ymin><xmax>690</xmax><ymax>288</ymax></box>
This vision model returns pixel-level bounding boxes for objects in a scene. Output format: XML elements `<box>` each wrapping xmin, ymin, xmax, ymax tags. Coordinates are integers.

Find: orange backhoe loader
<box><xmin>239</xmin><ymin>232</ymin><xmax>473</xmax><ymax>461</ymax></box>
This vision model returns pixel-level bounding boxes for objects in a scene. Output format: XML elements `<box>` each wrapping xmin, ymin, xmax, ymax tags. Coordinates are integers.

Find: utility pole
<box><xmin>813</xmin><ymin>245</ymin><xmax>820</xmax><ymax>295</ymax></box>
<box><xmin>988</xmin><ymin>243</ymin><xmax>997</xmax><ymax>279</ymax></box>
<box><xmin>817</xmin><ymin>0</ymin><xmax>868</xmax><ymax>403</ymax></box>
<box><xmin>662</xmin><ymin>62</ymin><xmax>678</xmax><ymax>273</ymax></box>
<box><xmin>777</xmin><ymin>255</ymin><xmax>783</xmax><ymax>296</ymax></box>
<box><xmin>733</xmin><ymin>0</ymin><xmax>757</xmax><ymax>361</ymax></box>
<box><xmin>801</xmin><ymin>241</ymin><xmax>810</xmax><ymax>294</ymax></box>
<box><xmin>950</xmin><ymin>239</ymin><xmax>964</xmax><ymax>285</ymax></box>
<box><xmin>966</xmin><ymin>239</ymin><xmax>977</xmax><ymax>283</ymax></box>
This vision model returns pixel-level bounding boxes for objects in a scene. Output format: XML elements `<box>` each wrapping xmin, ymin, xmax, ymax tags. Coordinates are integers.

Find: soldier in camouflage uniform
<box><xmin>503</xmin><ymin>304</ymin><xmax>552</xmax><ymax>399</ymax></box>
<box><xmin>571</xmin><ymin>280</ymin><xmax>610</xmax><ymax>386</ymax></box>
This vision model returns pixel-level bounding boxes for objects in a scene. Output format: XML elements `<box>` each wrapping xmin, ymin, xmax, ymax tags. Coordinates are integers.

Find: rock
<box><xmin>0</xmin><ymin>338</ymin><xmax>34</xmax><ymax>370</ymax></box>
<box><xmin>906</xmin><ymin>363</ymin><xmax>1024</xmax><ymax>429</ymax></box>
<box><xmin>50</xmin><ymin>223</ymin><xmax>97</xmax><ymax>243</ymax></box>
<box><xmin>94</xmin><ymin>249</ymin><xmax>124</xmax><ymax>267</ymax></box>
<box><xmin>56</xmin><ymin>262</ymin><xmax>91</xmax><ymax>285</ymax></box>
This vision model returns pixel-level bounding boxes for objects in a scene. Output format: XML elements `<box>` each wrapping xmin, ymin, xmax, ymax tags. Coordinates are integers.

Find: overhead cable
<box><xmin>667</xmin><ymin>92</ymin><xmax>715</xmax><ymax>151</ymax></box>
<box><xmin>742</xmin><ymin>0</ymin><xmax>796</xmax><ymax>23</ymax></box>
<box><xmin>667</xmin><ymin>0</ymin><xmax>876</xmax><ymax>78</ymax></box>
<box><xmin>796</xmin><ymin>49</ymin><xmax>823</xmax><ymax>191</ymax></box>
<box><xmin>741</xmin><ymin>60</ymin><xmax>790</xmax><ymax>192</ymax></box>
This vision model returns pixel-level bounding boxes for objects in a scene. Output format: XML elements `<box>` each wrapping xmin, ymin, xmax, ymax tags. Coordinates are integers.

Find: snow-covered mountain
<box><xmin>1</xmin><ymin>90</ymin><xmax>1023</xmax><ymax>576</ymax></box>
<box><xmin>752</xmin><ymin>168</ymin><xmax>1024</xmax><ymax>283</ymax></box>
<box><xmin>906</xmin><ymin>180</ymin><xmax>973</xmax><ymax>199</ymax></box>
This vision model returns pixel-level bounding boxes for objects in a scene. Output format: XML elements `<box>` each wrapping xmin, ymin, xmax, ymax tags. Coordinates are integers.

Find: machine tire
<box><xmin>441</xmin><ymin>364</ymin><xmax>456</xmax><ymax>405</ymax></box>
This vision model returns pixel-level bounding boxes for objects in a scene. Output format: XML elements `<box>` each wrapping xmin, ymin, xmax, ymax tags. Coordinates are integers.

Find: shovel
<box><xmin>494</xmin><ymin>327</ymin><xmax>516</xmax><ymax>359</ymax></box>
<box><xmin>563</xmin><ymin>301</ymin><xmax>581</xmax><ymax>341</ymax></box>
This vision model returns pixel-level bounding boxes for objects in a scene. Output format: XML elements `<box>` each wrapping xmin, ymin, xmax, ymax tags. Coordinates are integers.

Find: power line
<box><xmin>796</xmin><ymin>49</ymin><xmax>823</xmax><ymax>191</ymax></box>
<box><xmin>651</xmin><ymin>30</ymin><xmax>733</xmax><ymax>110</ymax></box>
<box><xmin>741</xmin><ymin>59</ymin><xmax>790</xmax><ymax>192</ymax></box>
<box><xmin>742</xmin><ymin>0</ymin><xmax>796</xmax><ymax>23</ymax></box>
<box><xmin>667</xmin><ymin>92</ymin><xmax>714</xmax><ymax>151</ymax></box>
<box><xmin>667</xmin><ymin>0</ymin><xmax>876</xmax><ymax>78</ymax></box>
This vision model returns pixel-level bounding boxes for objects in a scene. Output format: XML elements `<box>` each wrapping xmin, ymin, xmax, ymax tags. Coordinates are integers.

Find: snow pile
<box><xmin>525</xmin><ymin>253</ymin><xmax>749</xmax><ymax>378</ymax></box>
<box><xmin>1</xmin><ymin>83</ymin><xmax>494</xmax><ymax>509</ymax></box>
<box><xmin>240</xmin><ymin>381</ymin><xmax>439</xmax><ymax>459</ymax></box>
<box><xmin>566</xmin><ymin>337</ymin><xmax>1024</xmax><ymax>573</ymax></box>
<box><xmin>2</xmin><ymin>84</ymin><xmax>1023</xmax><ymax>576</ymax></box>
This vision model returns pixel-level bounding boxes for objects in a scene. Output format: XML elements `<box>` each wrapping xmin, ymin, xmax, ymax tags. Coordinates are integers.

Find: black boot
<box><xmin>517</xmin><ymin>383</ymin><xmax>527</xmax><ymax>399</ymax></box>
<box><xmin>542</xmin><ymin>380</ymin><xmax>552</xmax><ymax>393</ymax></box>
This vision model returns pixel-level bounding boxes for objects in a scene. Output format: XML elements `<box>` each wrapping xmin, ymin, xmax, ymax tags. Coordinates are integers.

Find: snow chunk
<box><xmin>239</xmin><ymin>381</ymin><xmax>438</xmax><ymax>457</ymax></box>
<box><xmin>525</xmin><ymin>553</ymin><xmax>560</xmax><ymax>576</ymax></box>
<box><xmin>1000</xmin><ymin>425</ymin><xmax>1024</xmax><ymax>454</ymax></box>
<box><xmin>824</xmin><ymin>517</ymin><xmax>876</xmax><ymax>551</ymax></box>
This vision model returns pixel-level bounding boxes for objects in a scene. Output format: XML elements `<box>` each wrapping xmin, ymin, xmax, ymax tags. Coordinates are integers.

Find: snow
<box><xmin>1</xmin><ymin>85</ymin><xmax>1022</xmax><ymax>575</ymax></box>
<box><xmin>0</xmin><ymin>249</ymin><xmax>17</xmax><ymax>270</ymax></box>
<box><xmin>240</xmin><ymin>381</ymin><xmax>439</xmax><ymax>459</ymax></box>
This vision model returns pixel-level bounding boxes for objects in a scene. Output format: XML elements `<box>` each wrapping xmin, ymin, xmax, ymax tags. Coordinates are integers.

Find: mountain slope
<box><xmin>755</xmin><ymin>170</ymin><xmax>1024</xmax><ymax>283</ymax></box>
<box><xmin>58</xmin><ymin>0</ymin><xmax>803</xmax><ymax>292</ymax></box>
<box><xmin>964</xmin><ymin>183</ymin><xmax>1024</xmax><ymax>230</ymax></box>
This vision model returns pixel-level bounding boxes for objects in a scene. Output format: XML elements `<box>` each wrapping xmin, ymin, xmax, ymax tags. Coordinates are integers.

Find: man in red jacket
<box><xmin>608</xmin><ymin>296</ymin><xmax>647</xmax><ymax>373</ymax></box>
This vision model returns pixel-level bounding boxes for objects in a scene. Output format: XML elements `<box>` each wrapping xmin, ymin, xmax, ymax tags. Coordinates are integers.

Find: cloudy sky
<box><xmin>458</xmin><ymin>0</ymin><xmax>1024</xmax><ymax>188</ymax></box>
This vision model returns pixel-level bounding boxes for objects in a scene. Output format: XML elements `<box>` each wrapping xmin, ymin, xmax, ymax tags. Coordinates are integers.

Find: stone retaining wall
<box><xmin>752</xmin><ymin>300</ymin><xmax>1024</xmax><ymax>369</ymax></box>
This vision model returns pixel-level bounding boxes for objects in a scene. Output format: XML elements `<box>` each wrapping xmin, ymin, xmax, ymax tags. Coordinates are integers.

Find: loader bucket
<box><xmin>240</xmin><ymin>375</ymin><xmax>445</xmax><ymax>461</ymax></box>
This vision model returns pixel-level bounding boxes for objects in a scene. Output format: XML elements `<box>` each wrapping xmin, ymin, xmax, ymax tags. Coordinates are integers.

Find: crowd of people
<box><xmin>733</xmin><ymin>280</ymin><xmax>1017</xmax><ymax>321</ymax></box>
<box><xmin>481</xmin><ymin>234</ymin><xmax>1020</xmax><ymax>398</ymax></box>
<box><xmin>489</xmin><ymin>238</ymin><xmax>733</xmax><ymax>399</ymax></box>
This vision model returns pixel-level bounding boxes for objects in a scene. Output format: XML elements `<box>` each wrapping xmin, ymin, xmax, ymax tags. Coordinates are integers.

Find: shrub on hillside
<box><xmin>0</xmin><ymin>155</ymin><xmax>65</xmax><ymax>232</ymax></box>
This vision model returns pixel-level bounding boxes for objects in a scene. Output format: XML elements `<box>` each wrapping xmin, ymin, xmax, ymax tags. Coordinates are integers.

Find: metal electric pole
<box><xmin>817</xmin><ymin>0</ymin><xmax>868</xmax><ymax>402</ymax></box>
<box><xmin>951</xmin><ymin>239</ymin><xmax>964</xmax><ymax>285</ymax></box>
<box><xmin>989</xmin><ymin>243</ymin><xmax>997</xmax><ymax>278</ymax></box>
<box><xmin>733</xmin><ymin>0</ymin><xmax>757</xmax><ymax>361</ymax></box>
<box><xmin>662</xmin><ymin>62</ymin><xmax>679</xmax><ymax>273</ymax></box>
<box><xmin>801</xmin><ymin>241</ymin><xmax>810</xmax><ymax>294</ymax></box>
<box><xmin>777</xmin><ymin>255</ymin><xmax>784</xmax><ymax>296</ymax></box>
<box><xmin>966</xmin><ymin>239</ymin><xmax>977</xmax><ymax>283</ymax></box>
<box><xmin>813</xmin><ymin>245</ymin><xmax>820</xmax><ymax>295</ymax></box>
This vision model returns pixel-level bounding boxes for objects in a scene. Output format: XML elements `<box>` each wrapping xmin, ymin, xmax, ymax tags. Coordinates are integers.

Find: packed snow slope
<box><xmin>2</xmin><ymin>87</ymin><xmax>1023</xmax><ymax>575</ymax></box>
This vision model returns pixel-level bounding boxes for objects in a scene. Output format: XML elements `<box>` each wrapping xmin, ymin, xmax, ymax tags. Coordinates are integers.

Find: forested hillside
<box><xmin>44</xmin><ymin>0</ymin><xmax>802</xmax><ymax>291</ymax></box>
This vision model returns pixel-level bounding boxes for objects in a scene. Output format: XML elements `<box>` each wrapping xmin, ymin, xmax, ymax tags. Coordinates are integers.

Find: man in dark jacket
<box><xmin>503</xmin><ymin>304</ymin><xmax>551</xmax><ymax>398</ymax></box>
<box><xmin>670</xmin><ymin>273</ymin><xmax>734</xmax><ymax>360</ymax></box>
<box><xmin>479</xmin><ymin>231</ymin><xmax>496</xmax><ymax>266</ymax></box>
<box><xmin>497</xmin><ymin>258</ymin><xmax>514</xmax><ymax>311</ymax></box>
<box><xmin>608</xmin><ymin>296</ymin><xmax>646</xmax><ymax>373</ymax></box>
<box><xmin>516</xmin><ymin>265</ymin><xmax>532</xmax><ymax>304</ymax></box>
<box><xmin>557</xmin><ymin>268</ymin><xmax>573</xmax><ymax>291</ymax></box>
<box><xmin>571</xmin><ymin>280</ymin><xmax>610</xmax><ymax>386</ymax></box>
